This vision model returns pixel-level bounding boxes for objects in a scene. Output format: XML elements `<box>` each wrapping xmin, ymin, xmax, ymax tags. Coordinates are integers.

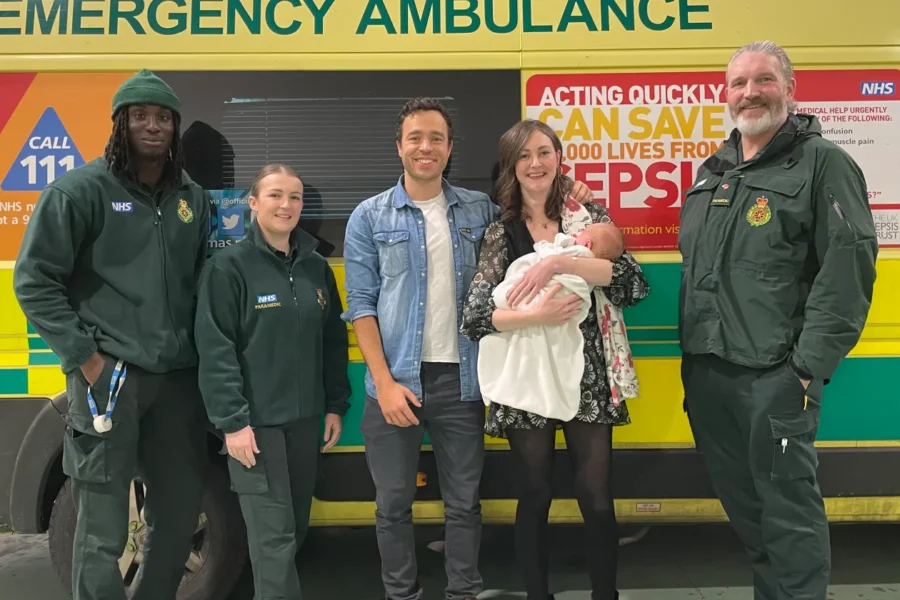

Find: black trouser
<box><xmin>361</xmin><ymin>363</ymin><xmax>485</xmax><ymax>600</ymax></box>
<box><xmin>225</xmin><ymin>417</ymin><xmax>320</xmax><ymax>600</ymax></box>
<box><xmin>62</xmin><ymin>359</ymin><xmax>207</xmax><ymax>600</ymax></box>
<box><xmin>682</xmin><ymin>353</ymin><xmax>830</xmax><ymax>600</ymax></box>
<box><xmin>507</xmin><ymin>420</ymin><xmax>619</xmax><ymax>600</ymax></box>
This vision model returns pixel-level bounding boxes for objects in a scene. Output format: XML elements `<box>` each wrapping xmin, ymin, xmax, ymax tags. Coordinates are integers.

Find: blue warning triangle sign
<box><xmin>1</xmin><ymin>107</ymin><xmax>85</xmax><ymax>192</ymax></box>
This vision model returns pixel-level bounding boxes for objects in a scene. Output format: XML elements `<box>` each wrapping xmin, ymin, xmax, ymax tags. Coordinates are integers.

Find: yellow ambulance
<box><xmin>0</xmin><ymin>1</ymin><xmax>897</xmax><ymax>597</ymax></box>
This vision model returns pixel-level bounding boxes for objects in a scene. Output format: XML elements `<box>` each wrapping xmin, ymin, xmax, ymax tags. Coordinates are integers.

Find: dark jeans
<box><xmin>507</xmin><ymin>420</ymin><xmax>619</xmax><ymax>600</ymax></box>
<box><xmin>361</xmin><ymin>362</ymin><xmax>485</xmax><ymax>600</ymax></box>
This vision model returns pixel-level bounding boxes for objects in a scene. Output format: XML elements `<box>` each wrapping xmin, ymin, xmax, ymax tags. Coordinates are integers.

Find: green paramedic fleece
<box><xmin>13</xmin><ymin>157</ymin><xmax>210</xmax><ymax>375</ymax></box>
<box><xmin>678</xmin><ymin>113</ymin><xmax>879</xmax><ymax>383</ymax></box>
<box><xmin>194</xmin><ymin>222</ymin><xmax>351</xmax><ymax>435</ymax></box>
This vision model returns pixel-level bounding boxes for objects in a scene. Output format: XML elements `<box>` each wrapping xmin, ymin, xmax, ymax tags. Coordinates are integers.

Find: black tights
<box><xmin>507</xmin><ymin>420</ymin><xmax>618</xmax><ymax>600</ymax></box>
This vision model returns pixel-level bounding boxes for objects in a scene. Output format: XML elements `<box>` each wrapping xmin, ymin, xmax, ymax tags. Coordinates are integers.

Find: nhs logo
<box><xmin>111</xmin><ymin>201</ymin><xmax>133</xmax><ymax>213</ymax></box>
<box><xmin>861</xmin><ymin>82</ymin><xmax>895</xmax><ymax>96</ymax></box>
<box><xmin>257</xmin><ymin>294</ymin><xmax>278</xmax><ymax>304</ymax></box>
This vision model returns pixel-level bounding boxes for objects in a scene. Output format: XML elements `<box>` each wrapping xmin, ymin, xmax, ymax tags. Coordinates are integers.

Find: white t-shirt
<box><xmin>416</xmin><ymin>192</ymin><xmax>459</xmax><ymax>363</ymax></box>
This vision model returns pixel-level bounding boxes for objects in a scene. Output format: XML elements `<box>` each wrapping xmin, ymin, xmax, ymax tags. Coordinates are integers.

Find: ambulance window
<box><xmin>162</xmin><ymin>70</ymin><xmax>521</xmax><ymax>257</ymax></box>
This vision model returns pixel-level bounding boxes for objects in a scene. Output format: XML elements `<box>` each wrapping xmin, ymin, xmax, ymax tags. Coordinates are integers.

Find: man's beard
<box><xmin>732</xmin><ymin>97</ymin><xmax>788</xmax><ymax>137</ymax></box>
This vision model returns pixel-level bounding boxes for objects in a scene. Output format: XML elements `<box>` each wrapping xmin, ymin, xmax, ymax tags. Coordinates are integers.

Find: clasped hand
<box><xmin>529</xmin><ymin>283</ymin><xmax>583</xmax><ymax>326</ymax></box>
<box><xmin>506</xmin><ymin>256</ymin><xmax>558</xmax><ymax>308</ymax></box>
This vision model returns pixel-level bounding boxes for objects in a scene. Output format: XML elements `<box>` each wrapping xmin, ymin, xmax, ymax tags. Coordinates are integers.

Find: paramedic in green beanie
<box><xmin>194</xmin><ymin>163</ymin><xmax>351</xmax><ymax>599</ymax></box>
<box><xmin>13</xmin><ymin>69</ymin><xmax>210</xmax><ymax>600</ymax></box>
<box><xmin>678</xmin><ymin>41</ymin><xmax>878</xmax><ymax>600</ymax></box>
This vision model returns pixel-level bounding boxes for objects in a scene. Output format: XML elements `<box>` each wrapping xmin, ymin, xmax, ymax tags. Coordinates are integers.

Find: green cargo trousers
<box><xmin>225</xmin><ymin>417</ymin><xmax>320</xmax><ymax>600</ymax></box>
<box><xmin>62</xmin><ymin>356</ymin><xmax>207</xmax><ymax>600</ymax></box>
<box><xmin>682</xmin><ymin>353</ymin><xmax>830</xmax><ymax>600</ymax></box>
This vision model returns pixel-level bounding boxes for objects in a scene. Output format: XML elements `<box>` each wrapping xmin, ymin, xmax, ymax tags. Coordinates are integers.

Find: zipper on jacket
<box><xmin>829</xmin><ymin>193</ymin><xmax>857</xmax><ymax>241</ymax></box>
<box><xmin>286</xmin><ymin>264</ymin><xmax>298</xmax><ymax>306</ymax></box>
<box><xmin>155</xmin><ymin>202</ymin><xmax>183</xmax><ymax>356</ymax></box>
<box><xmin>830</xmin><ymin>195</ymin><xmax>846</xmax><ymax>221</ymax></box>
<box><xmin>282</xmin><ymin>259</ymin><xmax>303</xmax><ymax>416</ymax></box>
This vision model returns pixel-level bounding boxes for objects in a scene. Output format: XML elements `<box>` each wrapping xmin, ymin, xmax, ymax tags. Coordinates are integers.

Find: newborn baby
<box><xmin>574</xmin><ymin>222</ymin><xmax>624</xmax><ymax>260</ymax></box>
<box><xmin>477</xmin><ymin>223</ymin><xmax>624</xmax><ymax>421</ymax></box>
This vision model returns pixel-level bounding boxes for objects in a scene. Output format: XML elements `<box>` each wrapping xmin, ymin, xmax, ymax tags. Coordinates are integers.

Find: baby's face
<box><xmin>574</xmin><ymin>230</ymin><xmax>593</xmax><ymax>249</ymax></box>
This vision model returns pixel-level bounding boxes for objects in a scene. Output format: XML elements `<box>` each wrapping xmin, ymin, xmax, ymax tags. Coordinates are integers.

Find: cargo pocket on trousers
<box><xmin>226</xmin><ymin>456</ymin><xmax>269</xmax><ymax>495</ymax></box>
<box><xmin>62</xmin><ymin>424</ymin><xmax>109</xmax><ymax>483</ymax></box>
<box><xmin>769</xmin><ymin>410</ymin><xmax>820</xmax><ymax>481</ymax></box>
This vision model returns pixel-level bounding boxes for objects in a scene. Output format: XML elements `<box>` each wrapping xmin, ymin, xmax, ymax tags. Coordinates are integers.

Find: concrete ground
<box><xmin>1</xmin><ymin>523</ymin><xmax>898</xmax><ymax>599</ymax></box>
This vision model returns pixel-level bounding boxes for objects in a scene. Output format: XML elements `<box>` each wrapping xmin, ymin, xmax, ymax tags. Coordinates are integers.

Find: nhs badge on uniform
<box><xmin>111</xmin><ymin>201</ymin><xmax>133</xmax><ymax>213</ymax></box>
<box><xmin>255</xmin><ymin>294</ymin><xmax>280</xmax><ymax>310</ymax></box>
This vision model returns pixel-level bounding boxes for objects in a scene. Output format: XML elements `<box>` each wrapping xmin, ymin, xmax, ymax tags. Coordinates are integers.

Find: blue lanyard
<box><xmin>88</xmin><ymin>359</ymin><xmax>127</xmax><ymax>433</ymax></box>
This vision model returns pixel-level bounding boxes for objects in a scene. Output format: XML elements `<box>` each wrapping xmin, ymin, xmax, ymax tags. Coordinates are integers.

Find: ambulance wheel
<box><xmin>48</xmin><ymin>466</ymin><xmax>248</xmax><ymax>600</ymax></box>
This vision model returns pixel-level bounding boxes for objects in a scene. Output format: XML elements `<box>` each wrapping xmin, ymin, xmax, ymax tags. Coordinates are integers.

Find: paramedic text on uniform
<box><xmin>678</xmin><ymin>41</ymin><xmax>878</xmax><ymax>600</ymax></box>
<box><xmin>195</xmin><ymin>164</ymin><xmax>351</xmax><ymax>600</ymax></box>
<box><xmin>12</xmin><ymin>70</ymin><xmax>211</xmax><ymax>600</ymax></box>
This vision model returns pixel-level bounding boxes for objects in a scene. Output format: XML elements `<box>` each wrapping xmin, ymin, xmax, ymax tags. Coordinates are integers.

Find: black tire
<box><xmin>48</xmin><ymin>465</ymin><xmax>248</xmax><ymax>600</ymax></box>
<box><xmin>47</xmin><ymin>478</ymin><xmax>76</xmax><ymax>591</ymax></box>
<box><xmin>177</xmin><ymin>465</ymin><xmax>248</xmax><ymax>600</ymax></box>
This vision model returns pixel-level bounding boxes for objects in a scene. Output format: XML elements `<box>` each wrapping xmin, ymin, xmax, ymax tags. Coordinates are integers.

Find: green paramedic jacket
<box><xmin>195</xmin><ymin>222</ymin><xmax>351</xmax><ymax>435</ymax></box>
<box><xmin>678</xmin><ymin>113</ymin><xmax>879</xmax><ymax>383</ymax></box>
<box><xmin>13</xmin><ymin>157</ymin><xmax>210</xmax><ymax>375</ymax></box>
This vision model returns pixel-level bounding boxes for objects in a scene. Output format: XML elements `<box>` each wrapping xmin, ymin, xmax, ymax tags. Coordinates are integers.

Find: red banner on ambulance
<box><xmin>525</xmin><ymin>69</ymin><xmax>899</xmax><ymax>250</ymax></box>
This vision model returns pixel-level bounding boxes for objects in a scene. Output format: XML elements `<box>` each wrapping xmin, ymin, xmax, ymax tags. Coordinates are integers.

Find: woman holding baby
<box><xmin>459</xmin><ymin>119</ymin><xmax>649</xmax><ymax>600</ymax></box>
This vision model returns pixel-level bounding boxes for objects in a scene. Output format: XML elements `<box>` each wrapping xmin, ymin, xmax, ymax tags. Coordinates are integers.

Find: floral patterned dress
<box><xmin>459</xmin><ymin>202</ymin><xmax>650</xmax><ymax>438</ymax></box>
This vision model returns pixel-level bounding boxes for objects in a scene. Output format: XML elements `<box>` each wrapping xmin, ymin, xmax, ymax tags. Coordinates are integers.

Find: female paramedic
<box><xmin>194</xmin><ymin>163</ymin><xmax>351</xmax><ymax>599</ymax></box>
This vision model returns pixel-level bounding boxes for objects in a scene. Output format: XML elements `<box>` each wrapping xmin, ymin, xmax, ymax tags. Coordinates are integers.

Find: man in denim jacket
<box><xmin>342</xmin><ymin>98</ymin><xmax>592</xmax><ymax>600</ymax></box>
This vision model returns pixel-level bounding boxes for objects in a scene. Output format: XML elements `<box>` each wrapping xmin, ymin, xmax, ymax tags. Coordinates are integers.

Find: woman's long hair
<box><xmin>494</xmin><ymin>119</ymin><xmax>573</xmax><ymax>223</ymax></box>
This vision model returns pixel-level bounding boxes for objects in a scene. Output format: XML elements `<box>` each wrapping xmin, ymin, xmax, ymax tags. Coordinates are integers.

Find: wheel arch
<box><xmin>8</xmin><ymin>393</ymin><xmax>66</xmax><ymax>533</ymax></box>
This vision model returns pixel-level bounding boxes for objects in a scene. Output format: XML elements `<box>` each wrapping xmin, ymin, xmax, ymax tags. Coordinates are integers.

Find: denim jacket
<box><xmin>342</xmin><ymin>176</ymin><xmax>499</xmax><ymax>402</ymax></box>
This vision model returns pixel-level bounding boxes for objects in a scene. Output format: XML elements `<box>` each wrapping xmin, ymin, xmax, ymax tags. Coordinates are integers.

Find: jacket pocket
<box><xmin>373</xmin><ymin>230</ymin><xmax>410</xmax><ymax>278</ymax></box>
<box><xmin>736</xmin><ymin>173</ymin><xmax>808</xmax><ymax>256</ymax></box>
<box><xmin>768</xmin><ymin>410</ymin><xmax>820</xmax><ymax>481</ymax></box>
<box><xmin>62</xmin><ymin>422</ymin><xmax>109</xmax><ymax>483</ymax></box>
<box><xmin>457</xmin><ymin>225</ymin><xmax>487</xmax><ymax>268</ymax></box>
<box><xmin>226</xmin><ymin>455</ymin><xmax>269</xmax><ymax>495</ymax></box>
<box><xmin>83</xmin><ymin>354</ymin><xmax>119</xmax><ymax>409</ymax></box>
<box><xmin>725</xmin><ymin>264</ymin><xmax>799</xmax><ymax>361</ymax></box>
<box><xmin>779</xmin><ymin>361</ymin><xmax>819</xmax><ymax>411</ymax></box>
<box><xmin>65</xmin><ymin>359</ymin><xmax>113</xmax><ymax>426</ymax></box>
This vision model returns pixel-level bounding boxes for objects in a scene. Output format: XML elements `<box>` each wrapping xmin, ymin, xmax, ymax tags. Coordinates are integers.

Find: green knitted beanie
<box><xmin>111</xmin><ymin>69</ymin><xmax>181</xmax><ymax>117</ymax></box>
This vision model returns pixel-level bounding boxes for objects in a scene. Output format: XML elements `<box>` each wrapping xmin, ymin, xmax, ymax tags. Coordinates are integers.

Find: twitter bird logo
<box><xmin>221</xmin><ymin>214</ymin><xmax>240</xmax><ymax>230</ymax></box>
<box><xmin>217</xmin><ymin>207</ymin><xmax>245</xmax><ymax>237</ymax></box>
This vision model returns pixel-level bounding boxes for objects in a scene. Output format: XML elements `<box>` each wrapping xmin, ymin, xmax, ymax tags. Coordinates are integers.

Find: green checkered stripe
<box><xmin>0</xmin><ymin>322</ymin><xmax>61</xmax><ymax>395</ymax></box>
<box><xmin>0</xmin><ymin>264</ymin><xmax>683</xmax><ymax>396</ymax></box>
